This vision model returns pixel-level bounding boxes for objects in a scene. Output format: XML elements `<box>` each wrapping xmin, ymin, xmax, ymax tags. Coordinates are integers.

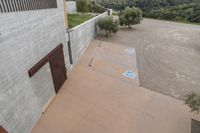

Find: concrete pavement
<box><xmin>31</xmin><ymin>40</ymin><xmax>192</xmax><ymax>133</ymax></box>
<box><xmin>97</xmin><ymin>18</ymin><xmax>200</xmax><ymax>100</ymax></box>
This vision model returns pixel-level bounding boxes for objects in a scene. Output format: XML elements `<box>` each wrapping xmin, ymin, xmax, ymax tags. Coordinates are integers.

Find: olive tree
<box><xmin>119</xmin><ymin>7</ymin><xmax>143</xmax><ymax>29</ymax></box>
<box><xmin>97</xmin><ymin>17</ymin><xmax>119</xmax><ymax>37</ymax></box>
<box><xmin>185</xmin><ymin>92</ymin><xmax>200</xmax><ymax>114</ymax></box>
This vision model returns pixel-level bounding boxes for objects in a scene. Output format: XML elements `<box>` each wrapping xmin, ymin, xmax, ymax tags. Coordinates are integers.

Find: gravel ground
<box><xmin>96</xmin><ymin>18</ymin><xmax>200</xmax><ymax>100</ymax></box>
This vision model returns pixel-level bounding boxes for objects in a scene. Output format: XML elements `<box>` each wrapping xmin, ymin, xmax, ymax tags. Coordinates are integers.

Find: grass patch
<box><xmin>68</xmin><ymin>14</ymin><xmax>94</xmax><ymax>28</ymax></box>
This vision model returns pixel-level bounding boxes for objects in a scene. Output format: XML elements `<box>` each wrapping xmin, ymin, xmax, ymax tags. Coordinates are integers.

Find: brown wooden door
<box><xmin>0</xmin><ymin>126</ymin><xmax>8</xmax><ymax>133</ymax></box>
<box><xmin>49</xmin><ymin>45</ymin><xmax>67</xmax><ymax>93</ymax></box>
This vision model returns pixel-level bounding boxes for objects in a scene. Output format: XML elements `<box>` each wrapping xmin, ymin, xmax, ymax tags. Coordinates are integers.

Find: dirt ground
<box><xmin>96</xmin><ymin>18</ymin><xmax>200</xmax><ymax>100</ymax></box>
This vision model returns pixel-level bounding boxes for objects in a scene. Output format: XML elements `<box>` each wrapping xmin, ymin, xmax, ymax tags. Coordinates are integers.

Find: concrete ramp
<box><xmin>32</xmin><ymin>40</ymin><xmax>191</xmax><ymax>133</ymax></box>
<box><xmin>79</xmin><ymin>40</ymin><xmax>139</xmax><ymax>86</ymax></box>
<box><xmin>93</xmin><ymin>42</ymin><xmax>137</xmax><ymax>68</ymax></box>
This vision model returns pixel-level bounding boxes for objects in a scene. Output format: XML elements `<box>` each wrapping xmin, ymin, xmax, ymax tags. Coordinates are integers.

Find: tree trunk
<box><xmin>105</xmin><ymin>30</ymin><xmax>108</xmax><ymax>37</ymax></box>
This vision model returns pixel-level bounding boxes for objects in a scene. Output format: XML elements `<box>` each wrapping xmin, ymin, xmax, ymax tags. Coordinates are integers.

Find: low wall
<box><xmin>66</xmin><ymin>1</ymin><xmax>77</xmax><ymax>14</ymax></box>
<box><xmin>68</xmin><ymin>11</ymin><xmax>108</xmax><ymax>67</ymax></box>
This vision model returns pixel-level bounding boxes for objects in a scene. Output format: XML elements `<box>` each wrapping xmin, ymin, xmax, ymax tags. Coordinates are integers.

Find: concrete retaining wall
<box><xmin>0</xmin><ymin>0</ymin><xmax>70</xmax><ymax>133</ymax></box>
<box><xmin>0</xmin><ymin>1</ymin><xmax>108</xmax><ymax>132</ymax></box>
<box><xmin>66</xmin><ymin>1</ymin><xmax>77</xmax><ymax>14</ymax></box>
<box><xmin>69</xmin><ymin>12</ymin><xmax>108</xmax><ymax>66</ymax></box>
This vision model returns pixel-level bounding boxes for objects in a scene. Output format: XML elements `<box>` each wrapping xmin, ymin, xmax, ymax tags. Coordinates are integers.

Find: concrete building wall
<box><xmin>66</xmin><ymin>1</ymin><xmax>77</xmax><ymax>14</ymax></box>
<box><xmin>0</xmin><ymin>0</ymin><xmax>108</xmax><ymax>131</ymax></box>
<box><xmin>69</xmin><ymin>12</ymin><xmax>108</xmax><ymax>66</ymax></box>
<box><xmin>0</xmin><ymin>0</ymin><xmax>70</xmax><ymax>133</ymax></box>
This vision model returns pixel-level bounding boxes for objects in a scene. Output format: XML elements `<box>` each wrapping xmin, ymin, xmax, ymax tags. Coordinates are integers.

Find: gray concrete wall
<box><xmin>0</xmin><ymin>0</ymin><xmax>70</xmax><ymax>133</ymax></box>
<box><xmin>66</xmin><ymin>1</ymin><xmax>77</xmax><ymax>14</ymax></box>
<box><xmin>69</xmin><ymin>12</ymin><xmax>108</xmax><ymax>66</ymax></box>
<box><xmin>0</xmin><ymin>2</ymin><xmax>108</xmax><ymax>132</ymax></box>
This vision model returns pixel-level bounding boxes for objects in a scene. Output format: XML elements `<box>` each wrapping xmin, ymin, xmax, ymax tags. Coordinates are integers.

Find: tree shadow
<box><xmin>120</xmin><ymin>26</ymin><xmax>136</xmax><ymax>31</ymax></box>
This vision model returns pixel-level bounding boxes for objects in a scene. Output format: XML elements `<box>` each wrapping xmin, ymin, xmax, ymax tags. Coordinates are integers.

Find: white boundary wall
<box><xmin>69</xmin><ymin>11</ymin><xmax>108</xmax><ymax>66</ymax></box>
<box><xmin>66</xmin><ymin>1</ymin><xmax>77</xmax><ymax>14</ymax></box>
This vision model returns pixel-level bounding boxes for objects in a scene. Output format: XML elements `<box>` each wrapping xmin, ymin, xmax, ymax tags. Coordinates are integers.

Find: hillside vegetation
<box><xmin>145</xmin><ymin>3</ymin><xmax>200</xmax><ymax>23</ymax></box>
<box><xmin>96</xmin><ymin>0</ymin><xmax>200</xmax><ymax>23</ymax></box>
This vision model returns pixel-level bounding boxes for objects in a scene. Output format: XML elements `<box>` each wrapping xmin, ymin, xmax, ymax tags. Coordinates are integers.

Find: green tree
<box><xmin>185</xmin><ymin>93</ymin><xmax>200</xmax><ymax>114</ymax></box>
<box><xmin>119</xmin><ymin>7</ymin><xmax>143</xmax><ymax>29</ymax></box>
<box><xmin>97</xmin><ymin>17</ymin><xmax>119</xmax><ymax>37</ymax></box>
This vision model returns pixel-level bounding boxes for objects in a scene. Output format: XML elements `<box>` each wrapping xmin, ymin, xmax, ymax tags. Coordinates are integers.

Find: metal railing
<box><xmin>0</xmin><ymin>0</ymin><xmax>57</xmax><ymax>13</ymax></box>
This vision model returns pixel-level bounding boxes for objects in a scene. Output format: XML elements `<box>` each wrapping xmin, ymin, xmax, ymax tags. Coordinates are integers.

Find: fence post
<box><xmin>108</xmin><ymin>9</ymin><xmax>112</xmax><ymax>16</ymax></box>
<box><xmin>66</xmin><ymin>29</ymin><xmax>73</xmax><ymax>64</ymax></box>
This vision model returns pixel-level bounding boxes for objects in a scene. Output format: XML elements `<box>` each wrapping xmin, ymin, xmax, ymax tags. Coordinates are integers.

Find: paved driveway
<box><xmin>96</xmin><ymin>18</ymin><xmax>200</xmax><ymax>99</ymax></box>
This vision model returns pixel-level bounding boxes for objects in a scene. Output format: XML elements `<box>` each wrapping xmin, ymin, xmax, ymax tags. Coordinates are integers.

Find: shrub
<box><xmin>119</xmin><ymin>7</ymin><xmax>143</xmax><ymax>29</ymax></box>
<box><xmin>76</xmin><ymin>0</ymin><xmax>89</xmax><ymax>13</ymax></box>
<box><xmin>97</xmin><ymin>17</ymin><xmax>119</xmax><ymax>37</ymax></box>
<box><xmin>185</xmin><ymin>92</ymin><xmax>200</xmax><ymax>114</ymax></box>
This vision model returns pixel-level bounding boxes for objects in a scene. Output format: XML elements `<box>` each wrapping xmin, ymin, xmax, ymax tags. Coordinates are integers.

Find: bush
<box><xmin>119</xmin><ymin>7</ymin><xmax>143</xmax><ymax>29</ymax></box>
<box><xmin>97</xmin><ymin>17</ymin><xmax>119</xmax><ymax>37</ymax></box>
<box><xmin>76</xmin><ymin>0</ymin><xmax>89</xmax><ymax>13</ymax></box>
<box><xmin>185</xmin><ymin>92</ymin><xmax>200</xmax><ymax>114</ymax></box>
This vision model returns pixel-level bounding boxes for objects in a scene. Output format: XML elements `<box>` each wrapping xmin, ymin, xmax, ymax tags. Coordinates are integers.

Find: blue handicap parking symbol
<box><xmin>123</xmin><ymin>70</ymin><xmax>137</xmax><ymax>79</ymax></box>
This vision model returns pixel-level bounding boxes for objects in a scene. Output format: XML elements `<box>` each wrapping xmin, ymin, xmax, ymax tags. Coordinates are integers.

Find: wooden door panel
<box><xmin>0</xmin><ymin>126</ymin><xmax>8</xmax><ymax>133</ymax></box>
<box><xmin>49</xmin><ymin>46</ymin><xmax>67</xmax><ymax>93</ymax></box>
<box><xmin>28</xmin><ymin>44</ymin><xmax>67</xmax><ymax>93</ymax></box>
